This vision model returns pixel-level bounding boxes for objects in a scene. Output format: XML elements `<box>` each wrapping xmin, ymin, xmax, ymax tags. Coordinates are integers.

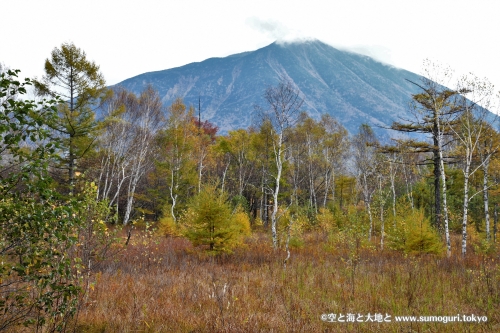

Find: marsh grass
<box><xmin>73</xmin><ymin>231</ymin><xmax>500</xmax><ymax>332</ymax></box>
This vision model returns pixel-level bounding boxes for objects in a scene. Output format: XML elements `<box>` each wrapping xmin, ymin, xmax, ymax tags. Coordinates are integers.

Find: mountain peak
<box><xmin>115</xmin><ymin>40</ymin><xmax>423</xmax><ymax>137</ymax></box>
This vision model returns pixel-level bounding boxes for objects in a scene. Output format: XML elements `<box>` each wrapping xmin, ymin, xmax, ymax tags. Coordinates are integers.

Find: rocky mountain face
<box><xmin>114</xmin><ymin>40</ymin><xmax>424</xmax><ymax>138</ymax></box>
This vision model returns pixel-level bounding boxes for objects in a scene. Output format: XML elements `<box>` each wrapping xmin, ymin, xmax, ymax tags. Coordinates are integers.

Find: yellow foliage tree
<box><xmin>182</xmin><ymin>185</ymin><xmax>250</xmax><ymax>255</ymax></box>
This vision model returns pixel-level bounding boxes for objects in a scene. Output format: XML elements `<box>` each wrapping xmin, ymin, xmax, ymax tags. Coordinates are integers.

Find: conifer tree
<box><xmin>386</xmin><ymin>63</ymin><xmax>465</xmax><ymax>255</ymax></box>
<box><xmin>35</xmin><ymin>42</ymin><xmax>109</xmax><ymax>191</ymax></box>
<box><xmin>183</xmin><ymin>185</ymin><xmax>250</xmax><ymax>255</ymax></box>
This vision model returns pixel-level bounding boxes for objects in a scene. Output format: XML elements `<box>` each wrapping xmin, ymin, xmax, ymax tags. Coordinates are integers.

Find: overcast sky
<box><xmin>2</xmin><ymin>0</ymin><xmax>499</xmax><ymax>102</ymax></box>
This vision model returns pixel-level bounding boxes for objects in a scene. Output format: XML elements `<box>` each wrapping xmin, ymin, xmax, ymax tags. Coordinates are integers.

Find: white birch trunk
<box><xmin>363</xmin><ymin>174</ymin><xmax>373</xmax><ymax>241</ymax></box>
<box><xmin>271</xmin><ymin>133</ymin><xmax>283</xmax><ymax>249</ymax></box>
<box><xmin>402</xmin><ymin>161</ymin><xmax>414</xmax><ymax>211</ymax></box>
<box><xmin>379</xmin><ymin>176</ymin><xmax>385</xmax><ymax>250</ymax></box>
<box><xmin>482</xmin><ymin>158</ymin><xmax>491</xmax><ymax>241</ymax></box>
<box><xmin>437</xmin><ymin>126</ymin><xmax>452</xmax><ymax>257</ymax></box>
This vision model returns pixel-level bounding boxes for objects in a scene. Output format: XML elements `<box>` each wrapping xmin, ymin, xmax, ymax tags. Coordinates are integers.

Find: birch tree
<box><xmin>389</xmin><ymin>62</ymin><xmax>461</xmax><ymax>231</ymax></box>
<box><xmin>388</xmin><ymin>62</ymin><xmax>464</xmax><ymax>256</ymax></box>
<box><xmin>96</xmin><ymin>86</ymin><xmax>164</xmax><ymax>225</ymax></box>
<box><xmin>260</xmin><ymin>80</ymin><xmax>303</xmax><ymax>249</ymax></box>
<box><xmin>418</xmin><ymin>64</ymin><xmax>465</xmax><ymax>256</ymax></box>
<box><xmin>477</xmin><ymin>123</ymin><xmax>500</xmax><ymax>241</ymax></box>
<box><xmin>96</xmin><ymin>88</ymin><xmax>135</xmax><ymax>215</ymax></box>
<box><xmin>194</xmin><ymin>119</ymin><xmax>218</xmax><ymax>193</ymax></box>
<box><xmin>159</xmin><ymin>99</ymin><xmax>198</xmax><ymax>223</ymax></box>
<box><xmin>217</xmin><ymin>129</ymin><xmax>256</xmax><ymax>197</ymax></box>
<box><xmin>450</xmin><ymin>75</ymin><xmax>497</xmax><ymax>255</ymax></box>
<box><xmin>353</xmin><ymin>124</ymin><xmax>379</xmax><ymax>241</ymax></box>
<box><xmin>122</xmin><ymin>86</ymin><xmax>164</xmax><ymax>225</ymax></box>
<box><xmin>320</xmin><ymin>114</ymin><xmax>349</xmax><ymax>208</ymax></box>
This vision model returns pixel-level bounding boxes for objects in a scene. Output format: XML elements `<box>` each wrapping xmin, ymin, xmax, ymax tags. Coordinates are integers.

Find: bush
<box><xmin>157</xmin><ymin>208</ymin><xmax>183</xmax><ymax>237</ymax></box>
<box><xmin>0</xmin><ymin>69</ymin><xmax>82</xmax><ymax>331</ymax></box>
<box><xmin>387</xmin><ymin>209</ymin><xmax>444</xmax><ymax>255</ymax></box>
<box><xmin>0</xmin><ymin>70</ymin><xmax>116</xmax><ymax>331</ymax></box>
<box><xmin>327</xmin><ymin>204</ymin><xmax>372</xmax><ymax>254</ymax></box>
<box><xmin>231</xmin><ymin>194</ymin><xmax>250</xmax><ymax>212</ymax></box>
<box><xmin>74</xmin><ymin>180</ymin><xmax>119</xmax><ymax>271</ymax></box>
<box><xmin>316</xmin><ymin>207</ymin><xmax>337</xmax><ymax>233</ymax></box>
<box><xmin>278</xmin><ymin>207</ymin><xmax>307</xmax><ymax>249</ymax></box>
<box><xmin>182</xmin><ymin>186</ymin><xmax>251</xmax><ymax>255</ymax></box>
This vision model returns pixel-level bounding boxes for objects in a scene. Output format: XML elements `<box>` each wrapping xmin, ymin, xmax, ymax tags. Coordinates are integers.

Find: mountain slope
<box><xmin>115</xmin><ymin>40</ymin><xmax>424</xmax><ymax>137</ymax></box>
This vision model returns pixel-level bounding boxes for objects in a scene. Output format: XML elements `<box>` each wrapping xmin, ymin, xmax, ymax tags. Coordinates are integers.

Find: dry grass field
<box><xmin>73</xmin><ymin>230</ymin><xmax>500</xmax><ymax>333</ymax></box>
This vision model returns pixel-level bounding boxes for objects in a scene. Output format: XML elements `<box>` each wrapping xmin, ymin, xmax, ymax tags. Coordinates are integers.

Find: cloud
<box><xmin>246</xmin><ymin>17</ymin><xmax>289</xmax><ymax>40</ymax></box>
<box><xmin>339</xmin><ymin>44</ymin><xmax>393</xmax><ymax>65</ymax></box>
<box><xmin>246</xmin><ymin>17</ymin><xmax>314</xmax><ymax>44</ymax></box>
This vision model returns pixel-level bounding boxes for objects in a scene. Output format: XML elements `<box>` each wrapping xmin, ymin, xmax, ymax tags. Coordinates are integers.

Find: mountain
<box><xmin>114</xmin><ymin>40</ymin><xmax>424</xmax><ymax>137</ymax></box>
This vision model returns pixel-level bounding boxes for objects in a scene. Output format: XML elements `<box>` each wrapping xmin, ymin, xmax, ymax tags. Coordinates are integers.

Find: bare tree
<box><xmin>260</xmin><ymin>79</ymin><xmax>303</xmax><ymax>249</ymax></box>
<box><xmin>96</xmin><ymin>86</ymin><xmax>164</xmax><ymax>225</ymax></box>
<box><xmin>122</xmin><ymin>86</ymin><xmax>165</xmax><ymax>225</ymax></box>
<box><xmin>477</xmin><ymin>122</ymin><xmax>500</xmax><ymax>241</ymax></box>
<box><xmin>450</xmin><ymin>75</ymin><xmax>497</xmax><ymax>256</ymax></box>
<box><xmin>353</xmin><ymin>124</ymin><xmax>379</xmax><ymax>241</ymax></box>
<box><xmin>97</xmin><ymin>88</ymin><xmax>135</xmax><ymax>215</ymax></box>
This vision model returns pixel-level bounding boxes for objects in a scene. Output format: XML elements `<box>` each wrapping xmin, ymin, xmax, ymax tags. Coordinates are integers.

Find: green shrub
<box><xmin>182</xmin><ymin>186</ymin><xmax>250</xmax><ymax>255</ymax></box>
<box><xmin>387</xmin><ymin>209</ymin><xmax>444</xmax><ymax>255</ymax></box>
<box><xmin>327</xmin><ymin>204</ymin><xmax>372</xmax><ymax>254</ymax></box>
<box><xmin>277</xmin><ymin>207</ymin><xmax>308</xmax><ymax>249</ymax></box>
<box><xmin>316</xmin><ymin>207</ymin><xmax>337</xmax><ymax>233</ymax></box>
<box><xmin>157</xmin><ymin>207</ymin><xmax>183</xmax><ymax>237</ymax></box>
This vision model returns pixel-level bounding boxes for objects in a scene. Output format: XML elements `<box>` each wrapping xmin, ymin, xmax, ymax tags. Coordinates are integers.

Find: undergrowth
<box><xmin>72</xmin><ymin>230</ymin><xmax>500</xmax><ymax>333</ymax></box>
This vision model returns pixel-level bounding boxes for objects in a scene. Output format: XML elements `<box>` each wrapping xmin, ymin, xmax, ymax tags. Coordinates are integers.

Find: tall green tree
<box><xmin>35</xmin><ymin>42</ymin><xmax>108</xmax><ymax>191</ymax></box>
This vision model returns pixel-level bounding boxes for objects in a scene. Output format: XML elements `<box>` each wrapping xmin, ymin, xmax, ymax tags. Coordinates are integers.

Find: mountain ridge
<box><xmin>114</xmin><ymin>40</ymin><xmax>424</xmax><ymax>137</ymax></box>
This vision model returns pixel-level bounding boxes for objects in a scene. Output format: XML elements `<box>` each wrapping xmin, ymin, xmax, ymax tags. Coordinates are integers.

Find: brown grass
<box><xmin>73</xmin><ymin>231</ymin><xmax>500</xmax><ymax>332</ymax></box>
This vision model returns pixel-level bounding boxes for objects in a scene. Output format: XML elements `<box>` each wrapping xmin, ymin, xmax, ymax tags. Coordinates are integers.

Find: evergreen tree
<box><xmin>34</xmin><ymin>42</ymin><xmax>109</xmax><ymax>192</ymax></box>
<box><xmin>183</xmin><ymin>185</ymin><xmax>250</xmax><ymax>255</ymax></box>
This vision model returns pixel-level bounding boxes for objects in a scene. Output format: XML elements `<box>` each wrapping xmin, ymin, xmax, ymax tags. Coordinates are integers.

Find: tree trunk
<box><xmin>271</xmin><ymin>140</ymin><xmax>282</xmax><ymax>249</ymax></box>
<box><xmin>390</xmin><ymin>163</ymin><xmax>396</xmax><ymax>218</ymax></box>
<box><xmin>331</xmin><ymin>170</ymin><xmax>336</xmax><ymax>208</ymax></box>
<box><xmin>482</xmin><ymin>159</ymin><xmax>491</xmax><ymax>241</ymax></box>
<box><xmin>402</xmin><ymin>161</ymin><xmax>414</xmax><ymax>211</ymax></box>
<box><xmin>461</xmin><ymin>159</ymin><xmax>470</xmax><ymax>257</ymax></box>
<box><xmin>323</xmin><ymin>169</ymin><xmax>329</xmax><ymax>208</ymax></box>
<box><xmin>170</xmin><ymin>168</ymin><xmax>178</xmax><ymax>223</ymax></box>
<box><xmin>433</xmin><ymin>146</ymin><xmax>441</xmax><ymax>230</ymax></box>
<box><xmin>221</xmin><ymin>157</ymin><xmax>230</xmax><ymax>193</ymax></box>
<box><xmin>438</xmin><ymin>135</ymin><xmax>451</xmax><ymax>257</ymax></box>
<box><xmin>123</xmin><ymin>176</ymin><xmax>138</xmax><ymax>225</ymax></box>
<box><xmin>69</xmin><ymin>135</ymin><xmax>75</xmax><ymax>195</ymax></box>
<box><xmin>366</xmin><ymin>199</ymin><xmax>373</xmax><ymax>242</ymax></box>
<box><xmin>364</xmin><ymin>174</ymin><xmax>373</xmax><ymax>241</ymax></box>
<box><xmin>379</xmin><ymin>176</ymin><xmax>385</xmax><ymax>250</ymax></box>
<box><xmin>494</xmin><ymin>204</ymin><xmax>498</xmax><ymax>243</ymax></box>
